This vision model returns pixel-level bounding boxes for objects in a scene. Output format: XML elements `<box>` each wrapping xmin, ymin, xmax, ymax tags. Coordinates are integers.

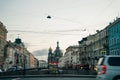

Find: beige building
<box><xmin>4</xmin><ymin>41</ymin><xmax>16</xmax><ymax>69</ymax></box>
<box><xmin>4</xmin><ymin>38</ymin><xmax>30</xmax><ymax>70</ymax></box>
<box><xmin>93</xmin><ymin>29</ymin><xmax>108</xmax><ymax>65</ymax></box>
<box><xmin>0</xmin><ymin>21</ymin><xmax>7</xmax><ymax>68</ymax></box>
<box><xmin>78</xmin><ymin>28</ymin><xmax>108</xmax><ymax>66</ymax></box>
<box><xmin>58</xmin><ymin>56</ymin><xmax>65</xmax><ymax>68</ymax></box>
<box><xmin>85</xmin><ymin>35</ymin><xmax>94</xmax><ymax>65</ymax></box>
<box><xmin>64</xmin><ymin>46</ymin><xmax>72</xmax><ymax>68</ymax></box>
<box><xmin>78</xmin><ymin>38</ymin><xmax>87</xmax><ymax>64</ymax></box>
<box><xmin>64</xmin><ymin>46</ymin><xmax>80</xmax><ymax>69</ymax></box>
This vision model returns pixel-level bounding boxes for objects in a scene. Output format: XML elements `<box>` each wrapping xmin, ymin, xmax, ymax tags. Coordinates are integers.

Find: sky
<box><xmin>0</xmin><ymin>0</ymin><xmax>120</xmax><ymax>60</ymax></box>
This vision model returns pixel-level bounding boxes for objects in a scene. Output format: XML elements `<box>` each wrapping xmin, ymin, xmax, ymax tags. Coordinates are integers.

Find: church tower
<box><xmin>48</xmin><ymin>47</ymin><xmax>53</xmax><ymax>63</ymax></box>
<box><xmin>54</xmin><ymin>41</ymin><xmax>63</xmax><ymax>62</ymax></box>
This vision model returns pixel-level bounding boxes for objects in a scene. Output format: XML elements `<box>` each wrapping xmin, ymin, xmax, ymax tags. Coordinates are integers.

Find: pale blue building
<box><xmin>107</xmin><ymin>18</ymin><xmax>120</xmax><ymax>55</ymax></box>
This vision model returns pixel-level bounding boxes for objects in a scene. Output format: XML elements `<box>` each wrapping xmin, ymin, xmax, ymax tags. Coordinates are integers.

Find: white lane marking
<box><xmin>12</xmin><ymin>78</ymin><xmax>21</xmax><ymax>80</ymax></box>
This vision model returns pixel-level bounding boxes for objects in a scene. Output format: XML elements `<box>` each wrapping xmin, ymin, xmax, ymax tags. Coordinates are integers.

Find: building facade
<box><xmin>107</xmin><ymin>17</ymin><xmax>120</xmax><ymax>55</ymax></box>
<box><xmin>64</xmin><ymin>45</ymin><xmax>80</xmax><ymax>69</ymax></box>
<box><xmin>58</xmin><ymin>56</ymin><xmax>65</xmax><ymax>68</ymax></box>
<box><xmin>64</xmin><ymin>46</ymin><xmax>73</xmax><ymax>68</ymax></box>
<box><xmin>4</xmin><ymin>41</ymin><xmax>16</xmax><ymax>70</ymax></box>
<box><xmin>0</xmin><ymin>21</ymin><xmax>7</xmax><ymax>68</ymax></box>
<box><xmin>92</xmin><ymin>28</ymin><xmax>108</xmax><ymax>65</ymax></box>
<box><xmin>4</xmin><ymin>38</ymin><xmax>30</xmax><ymax>70</ymax></box>
<box><xmin>77</xmin><ymin>18</ymin><xmax>120</xmax><ymax>67</ymax></box>
<box><xmin>85</xmin><ymin>35</ymin><xmax>94</xmax><ymax>66</ymax></box>
<box><xmin>29</xmin><ymin>53</ymin><xmax>36</xmax><ymax>68</ymax></box>
<box><xmin>78</xmin><ymin>37</ymin><xmax>87</xmax><ymax>65</ymax></box>
<box><xmin>78</xmin><ymin>28</ymin><xmax>108</xmax><ymax>66</ymax></box>
<box><xmin>38</xmin><ymin>60</ymin><xmax>48</xmax><ymax>68</ymax></box>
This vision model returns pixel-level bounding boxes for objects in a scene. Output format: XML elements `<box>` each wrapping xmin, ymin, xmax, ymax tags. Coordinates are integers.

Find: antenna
<box><xmin>118</xmin><ymin>12</ymin><xmax>120</xmax><ymax>17</ymax></box>
<box><xmin>117</xmin><ymin>12</ymin><xmax>119</xmax><ymax>18</ymax></box>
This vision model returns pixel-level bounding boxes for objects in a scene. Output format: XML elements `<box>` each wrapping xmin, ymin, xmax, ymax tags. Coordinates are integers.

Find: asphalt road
<box><xmin>0</xmin><ymin>72</ymin><xmax>97</xmax><ymax>80</ymax></box>
<box><xmin>0</xmin><ymin>77</ymin><xmax>97</xmax><ymax>80</ymax></box>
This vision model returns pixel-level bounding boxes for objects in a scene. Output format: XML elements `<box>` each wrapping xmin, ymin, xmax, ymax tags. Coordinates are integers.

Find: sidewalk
<box><xmin>64</xmin><ymin>69</ymin><xmax>97</xmax><ymax>75</ymax></box>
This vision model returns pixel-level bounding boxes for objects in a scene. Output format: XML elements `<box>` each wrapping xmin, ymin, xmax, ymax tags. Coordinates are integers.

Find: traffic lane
<box><xmin>1</xmin><ymin>77</ymin><xmax>97</xmax><ymax>80</ymax></box>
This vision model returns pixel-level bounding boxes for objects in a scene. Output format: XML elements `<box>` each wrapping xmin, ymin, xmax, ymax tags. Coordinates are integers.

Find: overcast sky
<box><xmin>0</xmin><ymin>0</ymin><xmax>120</xmax><ymax>60</ymax></box>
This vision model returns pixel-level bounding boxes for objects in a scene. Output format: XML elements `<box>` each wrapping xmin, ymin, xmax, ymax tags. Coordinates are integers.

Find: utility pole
<box><xmin>23</xmin><ymin>48</ymin><xmax>26</xmax><ymax>75</ymax></box>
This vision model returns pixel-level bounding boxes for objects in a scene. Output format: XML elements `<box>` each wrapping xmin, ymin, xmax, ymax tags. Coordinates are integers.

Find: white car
<box><xmin>0</xmin><ymin>69</ymin><xmax>3</xmax><ymax>72</ymax></box>
<box><xmin>96</xmin><ymin>55</ymin><xmax>120</xmax><ymax>80</ymax></box>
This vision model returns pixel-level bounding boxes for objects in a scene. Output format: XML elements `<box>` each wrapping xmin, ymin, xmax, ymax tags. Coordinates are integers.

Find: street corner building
<box><xmin>0</xmin><ymin>21</ymin><xmax>8</xmax><ymax>69</ymax></box>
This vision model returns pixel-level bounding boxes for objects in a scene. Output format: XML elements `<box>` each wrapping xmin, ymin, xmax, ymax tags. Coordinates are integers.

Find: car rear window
<box><xmin>108</xmin><ymin>57</ymin><xmax>120</xmax><ymax>66</ymax></box>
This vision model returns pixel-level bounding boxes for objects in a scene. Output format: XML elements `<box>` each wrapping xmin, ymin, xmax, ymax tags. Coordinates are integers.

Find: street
<box><xmin>0</xmin><ymin>77</ymin><xmax>96</xmax><ymax>80</ymax></box>
<box><xmin>0</xmin><ymin>74</ymin><xmax>96</xmax><ymax>80</ymax></box>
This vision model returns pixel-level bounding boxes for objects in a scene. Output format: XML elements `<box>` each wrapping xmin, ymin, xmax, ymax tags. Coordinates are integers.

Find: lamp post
<box><xmin>23</xmin><ymin>55</ymin><xmax>26</xmax><ymax>75</ymax></box>
<box><xmin>23</xmin><ymin>48</ymin><xmax>26</xmax><ymax>75</ymax></box>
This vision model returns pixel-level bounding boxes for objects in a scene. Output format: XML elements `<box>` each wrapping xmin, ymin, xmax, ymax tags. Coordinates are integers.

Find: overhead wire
<box><xmin>97</xmin><ymin>0</ymin><xmax>114</xmax><ymax>16</ymax></box>
<box><xmin>85</xmin><ymin>0</ymin><xmax>115</xmax><ymax>31</ymax></box>
<box><xmin>8</xmin><ymin>29</ymin><xmax>86</xmax><ymax>36</ymax></box>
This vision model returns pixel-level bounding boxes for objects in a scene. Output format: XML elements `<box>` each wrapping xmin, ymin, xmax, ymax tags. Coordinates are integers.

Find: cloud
<box><xmin>32</xmin><ymin>49</ymin><xmax>48</xmax><ymax>61</ymax></box>
<box><xmin>35</xmin><ymin>56</ymin><xmax>47</xmax><ymax>61</ymax></box>
<box><xmin>32</xmin><ymin>49</ymin><xmax>48</xmax><ymax>56</ymax></box>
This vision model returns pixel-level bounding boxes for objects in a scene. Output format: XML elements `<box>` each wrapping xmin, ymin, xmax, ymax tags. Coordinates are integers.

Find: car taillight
<box><xmin>102</xmin><ymin>64</ymin><xmax>106</xmax><ymax>74</ymax></box>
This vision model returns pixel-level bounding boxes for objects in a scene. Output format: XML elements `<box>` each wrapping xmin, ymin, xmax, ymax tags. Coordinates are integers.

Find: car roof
<box><xmin>103</xmin><ymin>55</ymin><xmax>120</xmax><ymax>58</ymax></box>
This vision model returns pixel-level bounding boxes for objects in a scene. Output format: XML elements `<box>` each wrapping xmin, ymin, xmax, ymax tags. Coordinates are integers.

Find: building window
<box><xmin>116</xmin><ymin>24</ymin><xmax>119</xmax><ymax>33</ymax></box>
<box><xmin>111</xmin><ymin>38</ymin><xmax>113</xmax><ymax>46</ymax></box>
<box><xmin>116</xmin><ymin>49</ymin><xmax>118</xmax><ymax>55</ymax></box>
<box><xmin>114</xmin><ymin>38</ymin><xmax>116</xmax><ymax>45</ymax></box>
<box><xmin>110</xmin><ymin>51</ymin><xmax>112</xmax><ymax>55</ymax></box>
<box><xmin>115</xmin><ymin>38</ymin><xmax>118</xmax><ymax>44</ymax></box>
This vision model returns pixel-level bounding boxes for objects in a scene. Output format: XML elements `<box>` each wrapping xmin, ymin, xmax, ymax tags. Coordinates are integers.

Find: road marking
<box><xmin>12</xmin><ymin>78</ymin><xmax>21</xmax><ymax>80</ymax></box>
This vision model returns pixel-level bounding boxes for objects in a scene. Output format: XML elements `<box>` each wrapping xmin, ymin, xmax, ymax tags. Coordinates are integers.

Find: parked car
<box><xmin>0</xmin><ymin>69</ymin><xmax>3</xmax><ymax>72</ymax></box>
<box><xmin>96</xmin><ymin>55</ymin><xmax>120</xmax><ymax>80</ymax></box>
<box><xmin>6</xmin><ymin>66</ymin><xmax>23</xmax><ymax>72</ymax></box>
<box><xmin>58</xmin><ymin>69</ymin><xmax>63</xmax><ymax>74</ymax></box>
<box><xmin>6</xmin><ymin>67</ymin><xmax>17</xmax><ymax>72</ymax></box>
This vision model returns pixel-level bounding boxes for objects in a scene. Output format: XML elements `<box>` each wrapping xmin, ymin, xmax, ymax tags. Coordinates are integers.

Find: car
<box><xmin>0</xmin><ymin>69</ymin><xmax>3</xmax><ymax>72</ymax></box>
<box><xmin>6</xmin><ymin>66</ymin><xmax>23</xmax><ymax>72</ymax></box>
<box><xmin>96</xmin><ymin>55</ymin><xmax>120</xmax><ymax>80</ymax></box>
<box><xmin>6</xmin><ymin>67</ymin><xmax>17</xmax><ymax>72</ymax></box>
<box><xmin>58</xmin><ymin>69</ymin><xmax>63</xmax><ymax>74</ymax></box>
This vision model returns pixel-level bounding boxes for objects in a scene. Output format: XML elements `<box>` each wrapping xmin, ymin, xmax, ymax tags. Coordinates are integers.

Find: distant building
<box><xmin>38</xmin><ymin>60</ymin><xmax>48</xmax><ymax>68</ymax></box>
<box><xmin>107</xmin><ymin>17</ymin><xmax>120</xmax><ymax>55</ymax></box>
<box><xmin>64</xmin><ymin>45</ymin><xmax>80</xmax><ymax>69</ymax></box>
<box><xmin>4</xmin><ymin>38</ymin><xmax>30</xmax><ymax>69</ymax></box>
<box><xmin>58</xmin><ymin>56</ymin><xmax>65</xmax><ymax>68</ymax></box>
<box><xmin>48</xmin><ymin>47</ymin><xmax>55</xmax><ymax>64</ymax></box>
<box><xmin>29</xmin><ymin>53</ymin><xmax>36</xmax><ymax>68</ymax></box>
<box><xmin>48</xmin><ymin>41</ymin><xmax>63</xmax><ymax>68</ymax></box>
<box><xmin>0</xmin><ymin>21</ymin><xmax>7</xmax><ymax>68</ymax></box>
<box><xmin>54</xmin><ymin>41</ymin><xmax>63</xmax><ymax>62</ymax></box>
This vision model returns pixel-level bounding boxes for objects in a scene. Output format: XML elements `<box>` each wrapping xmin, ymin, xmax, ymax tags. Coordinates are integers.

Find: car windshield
<box><xmin>0</xmin><ymin>0</ymin><xmax>120</xmax><ymax>80</ymax></box>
